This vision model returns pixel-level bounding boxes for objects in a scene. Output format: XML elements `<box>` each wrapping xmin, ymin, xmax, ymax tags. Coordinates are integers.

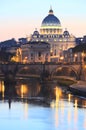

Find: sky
<box><xmin>0</xmin><ymin>0</ymin><xmax>86</xmax><ymax>41</ymax></box>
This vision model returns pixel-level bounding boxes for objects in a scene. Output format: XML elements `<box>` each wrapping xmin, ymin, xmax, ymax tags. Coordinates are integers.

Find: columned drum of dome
<box><xmin>40</xmin><ymin>8</ymin><xmax>62</xmax><ymax>35</ymax></box>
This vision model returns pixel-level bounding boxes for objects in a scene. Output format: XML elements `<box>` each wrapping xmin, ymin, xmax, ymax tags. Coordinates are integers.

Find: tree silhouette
<box><xmin>0</xmin><ymin>49</ymin><xmax>15</xmax><ymax>63</ymax></box>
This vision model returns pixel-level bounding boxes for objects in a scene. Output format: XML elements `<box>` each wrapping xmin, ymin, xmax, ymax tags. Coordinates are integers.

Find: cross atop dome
<box><xmin>49</xmin><ymin>6</ymin><xmax>53</xmax><ymax>15</ymax></box>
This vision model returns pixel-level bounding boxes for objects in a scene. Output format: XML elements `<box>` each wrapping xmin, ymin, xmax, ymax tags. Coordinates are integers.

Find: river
<box><xmin>0</xmin><ymin>79</ymin><xmax>86</xmax><ymax>130</ymax></box>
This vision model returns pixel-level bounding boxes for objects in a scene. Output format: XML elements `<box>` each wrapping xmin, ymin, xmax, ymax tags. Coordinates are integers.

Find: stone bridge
<box><xmin>0</xmin><ymin>62</ymin><xmax>85</xmax><ymax>81</ymax></box>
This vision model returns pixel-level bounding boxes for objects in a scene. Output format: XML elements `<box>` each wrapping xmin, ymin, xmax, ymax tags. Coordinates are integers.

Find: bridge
<box><xmin>0</xmin><ymin>62</ymin><xmax>85</xmax><ymax>81</ymax></box>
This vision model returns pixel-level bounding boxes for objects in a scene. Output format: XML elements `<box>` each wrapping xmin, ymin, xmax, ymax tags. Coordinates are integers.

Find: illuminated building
<box><xmin>29</xmin><ymin>7</ymin><xmax>76</xmax><ymax>62</ymax></box>
<box><xmin>0</xmin><ymin>7</ymin><xmax>76</xmax><ymax>63</ymax></box>
<box><xmin>21</xmin><ymin>41</ymin><xmax>50</xmax><ymax>63</ymax></box>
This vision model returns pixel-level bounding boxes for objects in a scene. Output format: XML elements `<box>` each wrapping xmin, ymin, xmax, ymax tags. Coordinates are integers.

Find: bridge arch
<box><xmin>51</xmin><ymin>65</ymin><xmax>80</xmax><ymax>80</ymax></box>
<box><xmin>17</xmin><ymin>65</ymin><xmax>42</xmax><ymax>76</ymax></box>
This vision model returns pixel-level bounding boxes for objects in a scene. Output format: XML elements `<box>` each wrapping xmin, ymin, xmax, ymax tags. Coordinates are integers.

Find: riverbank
<box><xmin>69</xmin><ymin>81</ymin><xmax>86</xmax><ymax>97</ymax></box>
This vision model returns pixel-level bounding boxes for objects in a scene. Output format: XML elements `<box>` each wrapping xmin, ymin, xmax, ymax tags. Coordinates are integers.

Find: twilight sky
<box><xmin>0</xmin><ymin>0</ymin><xmax>86</xmax><ymax>41</ymax></box>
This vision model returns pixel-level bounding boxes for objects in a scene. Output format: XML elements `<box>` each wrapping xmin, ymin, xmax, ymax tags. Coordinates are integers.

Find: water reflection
<box><xmin>68</xmin><ymin>105</ymin><xmax>71</xmax><ymax>124</ymax></box>
<box><xmin>68</xmin><ymin>93</ymin><xmax>71</xmax><ymax>102</ymax></box>
<box><xmin>8</xmin><ymin>98</ymin><xmax>11</xmax><ymax>109</ymax></box>
<box><xmin>74</xmin><ymin>99</ymin><xmax>78</xmax><ymax>108</ymax></box>
<box><xmin>16</xmin><ymin>84</ymin><xmax>29</xmax><ymax>98</ymax></box>
<box><xmin>0</xmin><ymin>79</ymin><xmax>86</xmax><ymax>129</ymax></box>
<box><xmin>0</xmin><ymin>81</ymin><xmax>5</xmax><ymax>98</ymax></box>
<box><xmin>49</xmin><ymin>85</ymin><xmax>86</xmax><ymax>129</ymax></box>
<box><xmin>0</xmin><ymin>79</ymin><xmax>86</xmax><ymax>109</ymax></box>
<box><xmin>16</xmin><ymin>80</ymin><xmax>41</xmax><ymax>97</ymax></box>
<box><xmin>23</xmin><ymin>101</ymin><xmax>28</xmax><ymax>119</ymax></box>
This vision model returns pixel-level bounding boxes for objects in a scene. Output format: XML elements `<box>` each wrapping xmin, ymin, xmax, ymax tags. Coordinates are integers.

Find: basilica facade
<box><xmin>29</xmin><ymin>7</ymin><xmax>76</xmax><ymax>62</ymax></box>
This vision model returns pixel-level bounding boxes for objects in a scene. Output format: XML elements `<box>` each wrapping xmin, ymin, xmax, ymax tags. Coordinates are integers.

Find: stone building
<box><xmin>21</xmin><ymin>41</ymin><xmax>50</xmax><ymax>63</ymax></box>
<box><xmin>29</xmin><ymin>7</ymin><xmax>76</xmax><ymax>62</ymax></box>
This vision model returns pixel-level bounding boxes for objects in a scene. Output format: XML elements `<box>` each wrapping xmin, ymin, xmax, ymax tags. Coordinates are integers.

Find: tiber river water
<box><xmin>0</xmin><ymin>79</ymin><xmax>86</xmax><ymax>130</ymax></box>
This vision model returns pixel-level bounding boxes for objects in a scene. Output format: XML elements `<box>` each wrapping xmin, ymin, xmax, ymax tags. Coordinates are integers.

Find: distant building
<box><xmin>18</xmin><ymin>38</ymin><xmax>28</xmax><ymax>44</ymax></box>
<box><xmin>0</xmin><ymin>7</ymin><xmax>77</xmax><ymax>63</ymax></box>
<box><xmin>21</xmin><ymin>41</ymin><xmax>50</xmax><ymax>63</ymax></box>
<box><xmin>29</xmin><ymin>7</ymin><xmax>76</xmax><ymax>62</ymax></box>
<box><xmin>75</xmin><ymin>35</ymin><xmax>86</xmax><ymax>45</ymax></box>
<box><xmin>63</xmin><ymin>43</ymin><xmax>86</xmax><ymax>63</ymax></box>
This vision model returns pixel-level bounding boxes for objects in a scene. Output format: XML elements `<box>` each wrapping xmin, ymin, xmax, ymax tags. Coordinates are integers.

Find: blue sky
<box><xmin>0</xmin><ymin>0</ymin><xmax>86</xmax><ymax>41</ymax></box>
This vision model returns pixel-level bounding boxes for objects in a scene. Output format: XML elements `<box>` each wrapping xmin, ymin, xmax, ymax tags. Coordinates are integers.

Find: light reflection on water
<box><xmin>0</xmin><ymin>80</ymin><xmax>86</xmax><ymax>129</ymax></box>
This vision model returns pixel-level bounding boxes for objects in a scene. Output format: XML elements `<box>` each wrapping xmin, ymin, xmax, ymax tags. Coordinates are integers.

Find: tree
<box><xmin>0</xmin><ymin>50</ymin><xmax>15</xmax><ymax>63</ymax></box>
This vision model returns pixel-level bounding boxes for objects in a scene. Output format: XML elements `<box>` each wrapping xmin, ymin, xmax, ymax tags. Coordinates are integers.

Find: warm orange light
<box><xmin>68</xmin><ymin>94</ymin><xmax>71</xmax><ymax>102</ymax></box>
<box><xmin>84</xmin><ymin>65</ymin><xmax>86</xmax><ymax>69</ymax></box>
<box><xmin>82</xmin><ymin>52</ymin><xmax>85</xmax><ymax>57</ymax></box>
<box><xmin>2</xmin><ymin>84</ymin><xmax>5</xmax><ymax>93</ymax></box>
<box><xmin>50</xmin><ymin>87</ymin><xmax>62</xmax><ymax>108</ymax></box>
<box><xmin>21</xmin><ymin>85</ymin><xmax>29</xmax><ymax>98</ymax></box>
<box><xmin>2</xmin><ymin>81</ymin><xmax>5</xmax><ymax>98</ymax></box>
<box><xmin>74</xmin><ymin>99</ymin><xmax>78</xmax><ymax>108</ymax></box>
<box><xmin>16</xmin><ymin>85</ymin><xmax>29</xmax><ymax>98</ymax></box>
<box><xmin>0</xmin><ymin>85</ymin><xmax>2</xmax><ymax>92</ymax></box>
<box><xmin>55</xmin><ymin>87</ymin><xmax>62</xmax><ymax>107</ymax></box>
<box><xmin>55</xmin><ymin>87</ymin><xmax>62</xmax><ymax>100</ymax></box>
<box><xmin>74</xmin><ymin>54</ymin><xmax>77</xmax><ymax>57</ymax></box>
<box><xmin>60</xmin><ymin>56</ymin><xmax>64</xmax><ymax>60</ymax></box>
<box><xmin>0</xmin><ymin>81</ymin><xmax>5</xmax><ymax>98</ymax></box>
